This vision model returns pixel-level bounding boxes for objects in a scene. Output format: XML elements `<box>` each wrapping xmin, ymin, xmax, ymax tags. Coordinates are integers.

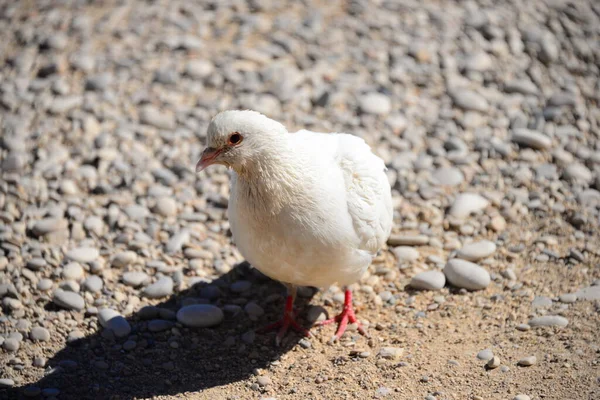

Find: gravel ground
<box><xmin>1</xmin><ymin>0</ymin><xmax>600</xmax><ymax>399</ymax></box>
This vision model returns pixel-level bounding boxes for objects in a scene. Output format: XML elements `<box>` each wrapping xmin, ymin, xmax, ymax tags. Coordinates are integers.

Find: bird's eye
<box><xmin>228</xmin><ymin>132</ymin><xmax>243</xmax><ymax>145</ymax></box>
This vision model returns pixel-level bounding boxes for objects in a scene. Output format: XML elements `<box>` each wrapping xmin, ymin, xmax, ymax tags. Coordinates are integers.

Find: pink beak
<box><xmin>196</xmin><ymin>147</ymin><xmax>222</xmax><ymax>172</ymax></box>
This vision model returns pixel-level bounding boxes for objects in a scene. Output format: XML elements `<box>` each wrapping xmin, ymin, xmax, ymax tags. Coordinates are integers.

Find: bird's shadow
<box><xmin>4</xmin><ymin>262</ymin><xmax>316</xmax><ymax>399</ymax></box>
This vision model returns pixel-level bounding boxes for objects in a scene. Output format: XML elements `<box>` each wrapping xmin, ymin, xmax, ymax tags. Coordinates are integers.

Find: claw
<box><xmin>316</xmin><ymin>289</ymin><xmax>367</xmax><ymax>342</ymax></box>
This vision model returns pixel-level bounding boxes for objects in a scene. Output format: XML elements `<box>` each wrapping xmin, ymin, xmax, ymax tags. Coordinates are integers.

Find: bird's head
<box><xmin>196</xmin><ymin>110</ymin><xmax>287</xmax><ymax>173</ymax></box>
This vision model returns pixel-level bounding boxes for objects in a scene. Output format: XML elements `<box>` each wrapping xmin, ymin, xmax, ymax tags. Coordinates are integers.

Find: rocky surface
<box><xmin>0</xmin><ymin>0</ymin><xmax>599</xmax><ymax>399</ymax></box>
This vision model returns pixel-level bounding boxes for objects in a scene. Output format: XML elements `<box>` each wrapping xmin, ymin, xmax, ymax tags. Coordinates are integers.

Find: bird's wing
<box><xmin>332</xmin><ymin>133</ymin><xmax>393</xmax><ymax>254</ymax></box>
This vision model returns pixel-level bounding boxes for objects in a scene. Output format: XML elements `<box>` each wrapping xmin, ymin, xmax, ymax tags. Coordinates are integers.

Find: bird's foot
<box><xmin>258</xmin><ymin>295</ymin><xmax>311</xmax><ymax>346</ymax></box>
<box><xmin>316</xmin><ymin>289</ymin><xmax>368</xmax><ymax>342</ymax></box>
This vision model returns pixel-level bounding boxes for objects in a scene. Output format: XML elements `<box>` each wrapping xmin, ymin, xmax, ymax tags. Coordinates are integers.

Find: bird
<box><xmin>196</xmin><ymin>110</ymin><xmax>393</xmax><ymax>344</ymax></box>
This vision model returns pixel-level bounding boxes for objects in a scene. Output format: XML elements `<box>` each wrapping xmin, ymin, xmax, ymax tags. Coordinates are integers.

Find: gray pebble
<box><xmin>359</xmin><ymin>92</ymin><xmax>391</xmax><ymax>115</ymax></box>
<box><xmin>456</xmin><ymin>240</ymin><xmax>496</xmax><ymax>261</ymax></box>
<box><xmin>431</xmin><ymin>167</ymin><xmax>464</xmax><ymax>186</ymax></box>
<box><xmin>65</xmin><ymin>247</ymin><xmax>99</xmax><ymax>263</ymax></box>
<box><xmin>410</xmin><ymin>271</ymin><xmax>446</xmax><ymax>290</ymax></box>
<box><xmin>528</xmin><ymin>315</ymin><xmax>568</xmax><ymax>327</ymax></box>
<box><xmin>62</xmin><ymin>262</ymin><xmax>84</xmax><ymax>280</ymax></box>
<box><xmin>449</xmin><ymin>89</ymin><xmax>488</xmax><ymax>112</ymax></box>
<box><xmin>32</xmin><ymin>218</ymin><xmax>68</xmax><ymax>236</ymax></box>
<box><xmin>52</xmin><ymin>290</ymin><xmax>85</xmax><ymax>311</ymax></box>
<box><xmin>82</xmin><ymin>276</ymin><xmax>103</xmax><ymax>293</ymax></box>
<box><xmin>448</xmin><ymin>193</ymin><xmax>489</xmax><ymax>218</ymax></box>
<box><xmin>3</xmin><ymin>338</ymin><xmax>20</xmax><ymax>352</ymax></box>
<box><xmin>176</xmin><ymin>304</ymin><xmax>224</xmax><ymax>328</ymax></box>
<box><xmin>244</xmin><ymin>302</ymin><xmax>265</xmax><ymax>319</ymax></box>
<box><xmin>122</xmin><ymin>271</ymin><xmax>149</xmax><ymax>287</ymax></box>
<box><xmin>511</xmin><ymin>129</ymin><xmax>552</xmax><ymax>150</ymax></box>
<box><xmin>444</xmin><ymin>259</ymin><xmax>490</xmax><ymax>290</ymax></box>
<box><xmin>148</xmin><ymin>319</ymin><xmax>175</xmax><ymax>332</ymax></box>
<box><xmin>30</xmin><ymin>326</ymin><xmax>50</xmax><ymax>341</ymax></box>
<box><xmin>0</xmin><ymin>378</ymin><xmax>15</xmax><ymax>388</ymax></box>
<box><xmin>98</xmin><ymin>308</ymin><xmax>131</xmax><ymax>338</ymax></box>
<box><xmin>517</xmin><ymin>356</ymin><xmax>537</xmax><ymax>366</ymax></box>
<box><xmin>477</xmin><ymin>348</ymin><xmax>494</xmax><ymax>361</ymax></box>
<box><xmin>112</xmin><ymin>251</ymin><xmax>138</xmax><ymax>268</ymax></box>
<box><xmin>143</xmin><ymin>277</ymin><xmax>174</xmax><ymax>299</ymax></box>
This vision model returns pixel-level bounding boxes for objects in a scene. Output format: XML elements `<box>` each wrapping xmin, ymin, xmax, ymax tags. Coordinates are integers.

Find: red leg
<box><xmin>317</xmin><ymin>289</ymin><xmax>368</xmax><ymax>342</ymax></box>
<box><xmin>258</xmin><ymin>295</ymin><xmax>311</xmax><ymax>346</ymax></box>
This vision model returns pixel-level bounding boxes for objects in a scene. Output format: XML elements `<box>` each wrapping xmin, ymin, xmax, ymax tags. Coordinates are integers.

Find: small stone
<box><xmin>0</xmin><ymin>378</ymin><xmax>15</xmax><ymax>388</ymax></box>
<box><xmin>98</xmin><ymin>308</ymin><xmax>131</xmax><ymax>338</ymax></box>
<box><xmin>514</xmin><ymin>395</ymin><xmax>530</xmax><ymax>400</ymax></box>
<box><xmin>3</xmin><ymin>338</ymin><xmax>20</xmax><ymax>352</ymax></box>
<box><xmin>410</xmin><ymin>271</ymin><xmax>446</xmax><ymax>290</ymax></box>
<box><xmin>393</xmin><ymin>246</ymin><xmax>420</xmax><ymax>263</ymax></box>
<box><xmin>123</xmin><ymin>340</ymin><xmax>137</xmax><ymax>351</ymax></box>
<box><xmin>516</xmin><ymin>324</ymin><xmax>531</xmax><ymax>331</ymax></box>
<box><xmin>378</xmin><ymin>347</ymin><xmax>404</xmax><ymax>360</ymax></box>
<box><xmin>154</xmin><ymin>197</ymin><xmax>177</xmax><ymax>217</ymax></box>
<box><xmin>444</xmin><ymin>259</ymin><xmax>491</xmax><ymax>290</ymax></box>
<box><xmin>32</xmin><ymin>218</ymin><xmax>68</xmax><ymax>236</ymax></box>
<box><xmin>257</xmin><ymin>376</ymin><xmax>272</xmax><ymax>387</ymax></box>
<box><xmin>166</xmin><ymin>230</ymin><xmax>190</xmax><ymax>254</ymax></box>
<box><xmin>528</xmin><ymin>315</ymin><xmax>568</xmax><ymax>327</ymax></box>
<box><xmin>37</xmin><ymin>279</ymin><xmax>53</xmax><ymax>291</ymax></box>
<box><xmin>477</xmin><ymin>349</ymin><xmax>494</xmax><ymax>361</ymax></box>
<box><xmin>431</xmin><ymin>167</ymin><xmax>464</xmax><ymax>186</ymax></box>
<box><xmin>26</xmin><ymin>258</ymin><xmax>47</xmax><ymax>271</ymax></box>
<box><xmin>112</xmin><ymin>251</ymin><xmax>138</xmax><ymax>268</ymax></box>
<box><xmin>489</xmin><ymin>215</ymin><xmax>507</xmax><ymax>232</ymax></box>
<box><xmin>230</xmin><ymin>280</ymin><xmax>252</xmax><ymax>293</ymax></box>
<box><xmin>517</xmin><ymin>356</ymin><xmax>537</xmax><ymax>366</ymax></box>
<box><xmin>23</xmin><ymin>386</ymin><xmax>41</xmax><ymax>397</ymax></box>
<box><xmin>449</xmin><ymin>89</ymin><xmax>488</xmax><ymax>112</ymax></box>
<box><xmin>122</xmin><ymin>271</ymin><xmax>149</xmax><ymax>287</ymax></box>
<box><xmin>53</xmin><ymin>290</ymin><xmax>85</xmax><ymax>311</ymax></box>
<box><xmin>511</xmin><ymin>129</ymin><xmax>552</xmax><ymax>150</ymax></box>
<box><xmin>244</xmin><ymin>302</ymin><xmax>265</xmax><ymax>319</ymax></box>
<box><xmin>531</xmin><ymin>296</ymin><xmax>552</xmax><ymax>308</ymax></box>
<box><xmin>176</xmin><ymin>304</ymin><xmax>224</xmax><ymax>328</ymax></box>
<box><xmin>143</xmin><ymin>277</ymin><xmax>174</xmax><ymax>299</ymax></box>
<box><xmin>140</xmin><ymin>106</ymin><xmax>175</xmax><ymax>130</ymax></box>
<box><xmin>66</xmin><ymin>247</ymin><xmax>99</xmax><ymax>263</ymax></box>
<box><xmin>359</xmin><ymin>92</ymin><xmax>392</xmax><ymax>115</ymax></box>
<box><xmin>448</xmin><ymin>193</ymin><xmax>489</xmax><ymax>218</ymax></box>
<box><xmin>456</xmin><ymin>240</ymin><xmax>497</xmax><ymax>261</ymax></box>
<box><xmin>30</xmin><ymin>326</ymin><xmax>51</xmax><ymax>341</ymax></box>
<box><xmin>33</xmin><ymin>356</ymin><xmax>47</xmax><ymax>367</ymax></box>
<box><xmin>82</xmin><ymin>276</ymin><xmax>103</xmax><ymax>293</ymax></box>
<box><xmin>148</xmin><ymin>319</ymin><xmax>175</xmax><ymax>332</ymax></box>
<box><xmin>62</xmin><ymin>263</ymin><xmax>84</xmax><ymax>280</ymax></box>
<box><xmin>388</xmin><ymin>235</ymin><xmax>429</xmax><ymax>246</ymax></box>
<box><xmin>575</xmin><ymin>286</ymin><xmax>600</xmax><ymax>301</ymax></box>
<box><xmin>486</xmin><ymin>356</ymin><xmax>500</xmax><ymax>369</ymax></box>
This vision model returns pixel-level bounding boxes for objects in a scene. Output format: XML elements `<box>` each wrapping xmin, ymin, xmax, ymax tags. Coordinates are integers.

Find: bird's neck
<box><xmin>233</xmin><ymin>144</ymin><xmax>304</xmax><ymax>215</ymax></box>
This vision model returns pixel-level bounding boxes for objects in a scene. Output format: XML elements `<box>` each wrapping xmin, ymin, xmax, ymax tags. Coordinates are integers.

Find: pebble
<box><xmin>143</xmin><ymin>277</ymin><xmax>174</xmax><ymax>298</ymax></box>
<box><xmin>66</xmin><ymin>247</ymin><xmax>99</xmax><ymax>263</ymax></box>
<box><xmin>444</xmin><ymin>259</ymin><xmax>490</xmax><ymax>290</ymax></box>
<box><xmin>177</xmin><ymin>304</ymin><xmax>224</xmax><ymax>328</ymax></box>
<box><xmin>122</xmin><ymin>271</ymin><xmax>150</xmax><ymax>287</ymax></box>
<box><xmin>0</xmin><ymin>378</ymin><xmax>15</xmax><ymax>388</ymax></box>
<box><xmin>98</xmin><ymin>308</ymin><xmax>131</xmax><ymax>338</ymax></box>
<box><xmin>230</xmin><ymin>280</ymin><xmax>252</xmax><ymax>293</ymax></box>
<box><xmin>378</xmin><ymin>347</ymin><xmax>404</xmax><ymax>360</ymax></box>
<box><xmin>511</xmin><ymin>129</ymin><xmax>552</xmax><ymax>150</ymax></box>
<box><xmin>531</xmin><ymin>296</ymin><xmax>553</xmax><ymax>308</ymax></box>
<box><xmin>528</xmin><ymin>315</ymin><xmax>569</xmax><ymax>328</ymax></box>
<box><xmin>517</xmin><ymin>356</ymin><xmax>537</xmax><ymax>366</ymax></box>
<box><xmin>112</xmin><ymin>251</ymin><xmax>138</xmax><ymax>268</ymax></box>
<box><xmin>52</xmin><ymin>290</ymin><xmax>85</xmax><ymax>311</ymax></box>
<box><xmin>148</xmin><ymin>319</ymin><xmax>175</xmax><ymax>332</ymax></box>
<box><xmin>30</xmin><ymin>326</ymin><xmax>51</xmax><ymax>341</ymax></box>
<box><xmin>257</xmin><ymin>376</ymin><xmax>272</xmax><ymax>387</ymax></box>
<box><xmin>449</xmin><ymin>89</ymin><xmax>488</xmax><ymax>112</ymax></box>
<box><xmin>513</xmin><ymin>395</ymin><xmax>530</xmax><ymax>400</ymax></box>
<box><xmin>456</xmin><ymin>240</ymin><xmax>497</xmax><ymax>261</ymax></box>
<box><xmin>486</xmin><ymin>356</ymin><xmax>500</xmax><ymax>369</ymax></box>
<box><xmin>431</xmin><ymin>167</ymin><xmax>464</xmax><ymax>186</ymax></box>
<box><xmin>62</xmin><ymin>262</ymin><xmax>84</xmax><ymax>280</ymax></box>
<box><xmin>32</xmin><ymin>218</ymin><xmax>68</xmax><ymax>236</ymax></box>
<box><xmin>154</xmin><ymin>197</ymin><xmax>177</xmax><ymax>217</ymax></box>
<box><xmin>82</xmin><ymin>276</ymin><xmax>103</xmax><ymax>293</ymax></box>
<box><xmin>244</xmin><ymin>302</ymin><xmax>265</xmax><ymax>319</ymax></box>
<box><xmin>23</xmin><ymin>386</ymin><xmax>42</xmax><ymax>397</ymax></box>
<box><xmin>388</xmin><ymin>235</ymin><xmax>429</xmax><ymax>246</ymax></box>
<box><xmin>477</xmin><ymin>349</ymin><xmax>494</xmax><ymax>361</ymax></box>
<box><xmin>393</xmin><ymin>246</ymin><xmax>420</xmax><ymax>263</ymax></box>
<box><xmin>3</xmin><ymin>338</ymin><xmax>20</xmax><ymax>352</ymax></box>
<box><xmin>448</xmin><ymin>193</ymin><xmax>489</xmax><ymax>218</ymax></box>
<box><xmin>410</xmin><ymin>271</ymin><xmax>446</xmax><ymax>290</ymax></box>
<box><xmin>575</xmin><ymin>286</ymin><xmax>600</xmax><ymax>301</ymax></box>
<box><xmin>359</xmin><ymin>92</ymin><xmax>391</xmax><ymax>115</ymax></box>
<box><xmin>26</xmin><ymin>258</ymin><xmax>47</xmax><ymax>271</ymax></box>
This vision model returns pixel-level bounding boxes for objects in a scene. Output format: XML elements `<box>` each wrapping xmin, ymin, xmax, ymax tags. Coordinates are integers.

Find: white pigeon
<box><xmin>196</xmin><ymin>110</ymin><xmax>393</xmax><ymax>344</ymax></box>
